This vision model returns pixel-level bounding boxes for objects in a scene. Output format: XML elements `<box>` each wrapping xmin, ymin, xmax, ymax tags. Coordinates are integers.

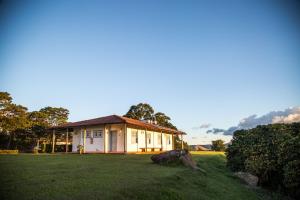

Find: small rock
<box><xmin>234</xmin><ymin>172</ymin><xmax>258</xmax><ymax>187</ymax></box>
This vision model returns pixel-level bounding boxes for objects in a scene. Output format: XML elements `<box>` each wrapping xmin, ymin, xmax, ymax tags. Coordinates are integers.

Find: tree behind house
<box><xmin>124</xmin><ymin>103</ymin><xmax>187</xmax><ymax>148</ymax></box>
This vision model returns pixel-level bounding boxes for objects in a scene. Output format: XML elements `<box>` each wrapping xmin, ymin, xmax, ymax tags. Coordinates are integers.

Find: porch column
<box><xmin>161</xmin><ymin>131</ymin><xmax>163</xmax><ymax>151</ymax></box>
<box><xmin>65</xmin><ymin>128</ymin><xmax>69</xmax><ymax>153</ymax></box>
<box><xmin>104</xmin><ymin>125</ymin><xmax>106</xmax><ymax>153</ymax></box>
<box><xmin>83</xmin><ymin>127</ymin><xmax>86</xmax><ymax>153</ymax></box>
<box><xmin>181</xmin><ymin>134</ymin><xmax>184</xmax><ymax>150</ymax></box>
<box><xmin>51</xmin><ymin>129</ymin><xmax>56</xmax><ymax>153</ymax></box>
<box><xmin>124</xmin><ymin>123</ymin><xmax>127</xmax><ymax>153</ymax></box>
<box><xmin>172</xmin><ymin>134</ymin><xmax>175</xmax><ymax>150</ymax></box>
<box><xmin>145</xmin><ymin>129</ymin><xmax>147</xmax><ymax>152</ymax></box>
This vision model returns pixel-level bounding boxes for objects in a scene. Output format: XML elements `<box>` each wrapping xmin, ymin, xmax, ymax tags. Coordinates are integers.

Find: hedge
<box><xmin>226</xmin><ymin>123</ymin><xmax>300</xmax><ymax>199</ymax></box>
<box><xmin>0</xmin><ymin>150</ymin><xmax>19</xmax><ymax>154</ymax></box>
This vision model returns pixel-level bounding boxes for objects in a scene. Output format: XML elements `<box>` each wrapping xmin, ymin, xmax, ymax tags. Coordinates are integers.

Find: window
<box><xmin>168</xmin><ymin>135</ymin><xmax>171</xmax><ymax>145</ymax></box>
<box><xmin>86</xmin><ymin>130</ymin><xmax>91</xmax><ymax>138</ymax></box>
<box><xmin>131</xmin><ymin>129</ymin><xmax>138</xmax><ymax>144</ymax></box>
<box><xmin>157</xmin><ymin>134</ymin><xmax>162</xmax><ymax>145</ymax></box>
<box><xmin>93</xmin><ymin>130</ymin><xmax>103</xmax><ymax>138</ymax></box>
<box><xmin>147</xmin><ymin>133</ymin><xmax>151</xmax><ymax>144</ymax></box>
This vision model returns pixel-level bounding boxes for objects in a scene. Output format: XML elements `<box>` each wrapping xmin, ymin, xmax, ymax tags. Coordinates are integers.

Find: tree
<box><xmin>124</xmin><ymin>103</ymin><xmax>154</xmax><ymax>120</ymax></box>
<box><xmin>0</xmin><ymin>92</ymin><xmax>12</xmax><ymax>108</ymax></box>
<box><xmin>211</xmin><ymin>139</ymin><xmax>225</xmax><ymax>151</ymax></box>
<box><xmin>174</xmin><ymin>135</ymin><xmax>189</xmax><ymax>150</ymax></box>
<box><xmin>154</xmin><ymin>112</ymin><xmax>177</xmax><ymax>129</ymax></box>
<box><xmin>39</xmin><ymin>106</ymin><xmax>69</xmax><ymax>127</ymax></box>
<box><xmin>0</xmin><ymin>92</ymin><xmax>29</xmax><ymax>149</ymax></box>
<box><xmin>0</xmin><ymin>92</ymin><xmax>70</xmax><ymax>151</ymax></box>
<box><xmin>27</xmin><ymin>111</ymin><xmax>49</xmax><ymax>150</ymax></box>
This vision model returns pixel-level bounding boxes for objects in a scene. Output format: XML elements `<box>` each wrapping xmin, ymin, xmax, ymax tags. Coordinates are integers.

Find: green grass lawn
<box><xmin>0</xmin><ymin>153</ymin><xmax>272</xmax><ymax>200</ymax></box>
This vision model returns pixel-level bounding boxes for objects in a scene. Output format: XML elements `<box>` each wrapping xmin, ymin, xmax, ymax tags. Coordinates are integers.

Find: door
<box><xmin>109</xmin><ymin>131</ymin><xmax>118</xmax><ymax>152</ymax></box>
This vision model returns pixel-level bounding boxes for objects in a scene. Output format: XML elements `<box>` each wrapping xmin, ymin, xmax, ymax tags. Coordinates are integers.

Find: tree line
<box><xmin>0</xmin><ymin>92</ymin><xmax>69</xmax><ymax>151</ymax></box>
<box><xmin>226</xmin><ymin>123</ymin><xmax>300</xmax><ymax>199</ymax></box>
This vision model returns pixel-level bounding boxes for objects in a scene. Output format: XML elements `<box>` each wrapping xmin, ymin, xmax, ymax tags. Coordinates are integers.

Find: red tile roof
<box><xmin>53</xmin><ymin>115</ymin><xmax>185</xmax><ymax>135</ymax></box>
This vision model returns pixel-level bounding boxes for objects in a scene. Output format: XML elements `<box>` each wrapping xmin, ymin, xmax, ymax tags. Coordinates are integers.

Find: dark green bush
<box><xmin>226</xmin><ymin>123</ymin><xmax>300</xmax><ymax>198</ymax></box>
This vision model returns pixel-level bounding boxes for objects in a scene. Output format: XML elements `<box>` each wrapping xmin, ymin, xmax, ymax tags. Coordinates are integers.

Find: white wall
<box><xmin>126</xmin><ymin>127</ymin><xmax>174</xmax><ymax>152</ymax></box>
<box><xmin>72</xmin><ymin>130</ymin><xmax>81</xmax><ymax>152</ymax></box>
<box><xmin>71</xmin><ymin>125</ymin><xmax>105</xmax><ymax>153</ymax></box>
<box><xmin>163</xmin><ymin>133</ymin><xmax>173</xmax><ymax>150</ymax></box>
<box><xmin>111</xmin><ymin>124</ymin><xmax>125</xmax><ymax>152</ymax></box>
<box><xmin>71</xmin><ymin>125</ymin><xmax>174</xmax><ymax>153</ymax></box>
<box><xmin>103</xmin><ymin>124</ymin><xmax>125</xmax><ymax>153</ymax></box>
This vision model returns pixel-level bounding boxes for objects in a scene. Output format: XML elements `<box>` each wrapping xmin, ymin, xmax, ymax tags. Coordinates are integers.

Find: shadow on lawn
<box><xmin>115</xmin><ymin>168</ymin><xmax>205</xmax><ymax>200</ymax></box>
<box><xmin>114</xmin><ymin>155</ymin><xmax>289</xmax><ymax>200</ymax></box>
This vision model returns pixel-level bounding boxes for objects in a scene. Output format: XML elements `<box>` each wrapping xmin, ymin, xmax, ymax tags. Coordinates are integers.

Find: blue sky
<box><xmin>1</xmin><ymin>0</ymin><xmax>299</xmax><ymax>144</ymax></box>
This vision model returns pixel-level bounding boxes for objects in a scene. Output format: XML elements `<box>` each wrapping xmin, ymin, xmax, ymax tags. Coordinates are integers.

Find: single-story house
<box><xmin>51</xmin><ymin>115</ymin><xmax>186</xmax><ymax>154</ymax></box>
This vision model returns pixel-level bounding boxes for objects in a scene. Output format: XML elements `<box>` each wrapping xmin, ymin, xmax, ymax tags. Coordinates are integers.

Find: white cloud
<box><xmin>272</xmin><ymin>107</ymin><xmax>300</xmax><ymax>123</ymax></box>
<box><xmin>208</xmin><ymin>106</ymin><xmax>300</xmax><ymax>136</ymax></box>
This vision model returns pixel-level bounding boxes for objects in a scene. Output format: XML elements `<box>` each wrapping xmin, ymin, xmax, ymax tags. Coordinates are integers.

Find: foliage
<box><xmin>0</xmin><ymin>92</ymin><xmax>30</xmax><ymax>149</ymax></box>
<box><xmin>174</xmin><ymin>135</ymin><xmax>189</xmax><ymax>150</ymax></box>
<box><xmin>226</xmin><ymin>123</ymin><xmax>300</xmax><ymax>198</ymax></box>
<box><xmin>211</xmin><ymin>139</ymin><xmax>226</xmax><ymax>151</ymax></box>
<box><xmin>124</xmin><ymin>103</ymin><xmax>176</xmax><ymax>129</ymax></box>
<box><xmin>154</xmin><ymin>112</ymin><xmax>177</xmax><ymax>130</ymax></box>
<box><xmin>124</xmin><ymin>103</ymin><xmax>155</xmax><ymax>120</ymax></box>
<box><xmin>0</xmin><ymin>91</ymin><xmax>69</xmax><ymax>151</ymax></box>
<box><xmin>0</xmin><ymin>92</ymin><xmax>29</xmax><ymax>134</ymax></box>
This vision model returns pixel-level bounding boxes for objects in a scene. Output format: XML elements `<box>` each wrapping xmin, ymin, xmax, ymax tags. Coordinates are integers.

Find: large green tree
<box><xmin>124</xmin><ymin>103</ymin><xmax>154</xmax><ymax>120</ymax></box>
<box><xmin>154</xmin><ymin>112</ymin><xmax>177</xmax><ymax>129</ymax></box>
<box><xmin>39</xmin><ymin>106</ymin><xmax>69</xmax><ymax>127</ymax></box>
<box><xmin>124</xmin><ymin>103</ymin><xmax>177</xmax><ymax>129</ymax></box>
<box><xmin>0</xmin><ymin>92</ymin><xmax>29</xmax><ymax>149</ymax></box>
<box><xmin>27</xmin><ymin>111</ymin><xmax>49</xmax><ymax>146</ymax></box>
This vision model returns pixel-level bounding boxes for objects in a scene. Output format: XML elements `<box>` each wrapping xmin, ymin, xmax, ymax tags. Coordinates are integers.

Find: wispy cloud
<box><xmin>192</xmin><ymin>123</ymin><xmax>211</xmax><ymax>130</ymax></box>
<box><xmin>206</xmin><ymin>128</ymin><xmax>226</xmax><ymax>134</ymax></box>
<box><xmin>207</xmin><ymin>106</ymin><xmax>300</xmax><ymax>136</ymax></box>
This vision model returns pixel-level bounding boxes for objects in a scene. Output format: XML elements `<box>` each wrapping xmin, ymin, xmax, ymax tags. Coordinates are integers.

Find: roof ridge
<box><xmin>113</xmin><ymin>114</ymin><xmax>127</xmax><ymax>122</ymax></box>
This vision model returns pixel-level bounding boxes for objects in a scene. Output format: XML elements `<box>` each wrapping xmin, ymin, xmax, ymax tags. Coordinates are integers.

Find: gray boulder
<box><xmin>151</xmin><ymin>150</ymin><xmax>202</xmax><ymax>171</ymax></box>
<box><xmin>235</xmin><ymin>172</ymin><xmax>258</xmax><ymax>187</ymax></box>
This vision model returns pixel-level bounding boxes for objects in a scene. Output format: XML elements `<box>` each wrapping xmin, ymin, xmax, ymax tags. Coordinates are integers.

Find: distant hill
<box><xmin>189</xmin><ymin>144</ymin><xmax>211</xmax><ymax>151</ymax></box>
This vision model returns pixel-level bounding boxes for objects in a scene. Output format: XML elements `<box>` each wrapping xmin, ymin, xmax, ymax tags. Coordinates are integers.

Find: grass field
<box><xmin>0</xmin><ymin>153</ymin><xmax>276</xmax><ymax>200</ymax></box>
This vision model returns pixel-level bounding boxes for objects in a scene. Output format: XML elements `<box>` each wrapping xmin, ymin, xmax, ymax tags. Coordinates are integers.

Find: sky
<box><xmin>1</xmin><ymin>0</ymin><xmax>300</xmax><ymax>145</ymax></box>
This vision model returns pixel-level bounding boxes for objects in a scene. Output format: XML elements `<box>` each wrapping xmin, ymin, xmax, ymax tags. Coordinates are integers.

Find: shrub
<box><xmin>283</xmin><ymin>160</ymin><xmax>300</xmax><ymax>198</ymax></box>
<box><xmin>226</xmin><ymin>123</ymin><xmax>300</xmax><ymax>198</ymax></box>
<box><xmin>211</xmin><ymin>139</ymin><xmax>226</xmax><ymax>151</ymax></box>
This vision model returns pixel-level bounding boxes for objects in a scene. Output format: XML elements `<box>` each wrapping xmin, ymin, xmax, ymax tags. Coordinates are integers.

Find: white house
<box><xmin>51</xmin><ymin>115</ymin><xmax>185</xmax><ymax>153</ymax></box>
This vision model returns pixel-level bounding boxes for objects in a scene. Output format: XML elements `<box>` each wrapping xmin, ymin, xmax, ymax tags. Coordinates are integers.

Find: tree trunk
<box><xmin>6</xmin><ymin>132</ymin><xmax>14</xmax><ymax>149</ymax></box>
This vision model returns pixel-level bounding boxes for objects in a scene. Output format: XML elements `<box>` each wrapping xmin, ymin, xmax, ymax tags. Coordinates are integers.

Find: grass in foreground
<box><xmin>0</xmin><ymin>153</ymin><xmax>273</xmax><ymax>200</ymax></box>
